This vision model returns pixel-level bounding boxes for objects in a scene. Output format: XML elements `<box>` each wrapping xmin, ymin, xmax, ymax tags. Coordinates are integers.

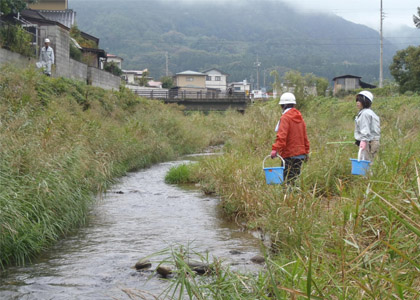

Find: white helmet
<box><xmin>358</xmin><ymin>90</ymin><xmax>373</xmax><ymax>102</ymax></box>
<box><xmin>279</xmin><ymin>92</ymin><xmax>296</xmax><ymax>105</ymax></box>
<box><xmin>45</xmin><ymin>38</ymin><xmax>50</xmax><ymax>43</ymax></box>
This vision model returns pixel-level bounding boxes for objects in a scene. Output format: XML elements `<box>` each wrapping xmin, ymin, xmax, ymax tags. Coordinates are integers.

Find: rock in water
<box><xmin>156</xmin><ymin>265</ymin><xmax>172</xmax><ymax>277</ymax></box>
<box><xmin>187</xmin><ymin>261</ymin><xmax>212</xmax><ymax>275</ymax></box>
<box><xmin>134</xmin><ymin>259</ymin><xmax>152</xmax><ymax>270</ymax></box>
<box><xmin>250</xmin><ymin>255</ymin><xmax>265</xmax><ymax>264</ymax></box>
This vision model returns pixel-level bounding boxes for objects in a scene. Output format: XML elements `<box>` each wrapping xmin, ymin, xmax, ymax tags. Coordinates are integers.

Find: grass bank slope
<box><xmin>0</xmin><ymin>65</ymin><xmax>235</xmax><ymax>268</ymax></box>
<box><xmin>191</xmin><ymin>94</ymin><xmax>420</xmax><ymax>298</ymax></box>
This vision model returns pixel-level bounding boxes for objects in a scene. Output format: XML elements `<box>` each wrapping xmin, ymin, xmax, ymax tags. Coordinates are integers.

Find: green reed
<box><xmin>181</xmin><ymin>94</ymin><xmax>420</xmax><ymax>298</ymax></box>
<box><xmin>0</xmin><ymin>65</ymin><xmax>230</xmax><ymax>268</ymax></box>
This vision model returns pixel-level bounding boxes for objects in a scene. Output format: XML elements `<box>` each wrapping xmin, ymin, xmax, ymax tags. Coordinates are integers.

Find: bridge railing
<box><xmin>133</xmin><ymin>89</ymin><xmax>248</xmax><ymax>100</ymax></box>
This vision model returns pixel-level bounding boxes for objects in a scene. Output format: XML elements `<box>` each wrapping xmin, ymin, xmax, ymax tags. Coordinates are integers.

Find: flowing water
<box><xmin>0</xmin><ymin>158</ymin><xmax>262</xmax><ymax>299</ymax></box>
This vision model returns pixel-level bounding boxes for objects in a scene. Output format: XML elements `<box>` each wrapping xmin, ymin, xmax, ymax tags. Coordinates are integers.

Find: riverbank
<box><xmin>187</xmin><ymin>93</ymin><xmax>420</xmax><ymax>298</ymax></box>
<box><xmin>0</xmin><ymin>65</ymin><xmax>242</xmax><ymax>268</ymax></box>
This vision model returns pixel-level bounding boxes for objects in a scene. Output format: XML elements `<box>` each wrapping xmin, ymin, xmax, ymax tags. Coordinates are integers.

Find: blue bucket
<box><xmin>350</xmin><ymin>159</ymin><xmax>371</xmax><ymax>176</ymax></box>
<box><xmin>263</xmin><ymin>155</ymin><xmax>285</xmax><ymax>185</ymax></box>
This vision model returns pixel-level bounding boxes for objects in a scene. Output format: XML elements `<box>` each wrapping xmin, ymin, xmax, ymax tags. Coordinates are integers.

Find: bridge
<box><xmin>131</xmin><ymin>89</ymin><xmax>251</xmax><ymax>112</ymax></box>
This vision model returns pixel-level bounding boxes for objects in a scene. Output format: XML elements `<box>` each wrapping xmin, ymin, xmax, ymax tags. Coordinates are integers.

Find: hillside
<box><xmin>70</xmin><ymin>0</ymin><xmax>397</xmax><ymax>85</ymax></box>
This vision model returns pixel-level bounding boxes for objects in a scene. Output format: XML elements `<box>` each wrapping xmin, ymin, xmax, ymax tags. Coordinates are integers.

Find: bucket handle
<box><xmin>263</xmin><ymin>154</ymin><xmax>285</xmax><ymax>169</ymax></box>
<box><xmin>357</xmin><ymin>148</ymin><xmax>366</xmax><ymax>162</ymax></box>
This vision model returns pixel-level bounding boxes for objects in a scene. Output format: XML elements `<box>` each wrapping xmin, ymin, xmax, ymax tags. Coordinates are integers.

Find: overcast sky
<box><xmin>167</xmin><ymin>0</ymin><xmax>419</xmax><ymax>30</ymax></box>
<box><xmin>280</xmin><ymin>0</ymin><xmax>419</xmax><ymax>30</ymax></box>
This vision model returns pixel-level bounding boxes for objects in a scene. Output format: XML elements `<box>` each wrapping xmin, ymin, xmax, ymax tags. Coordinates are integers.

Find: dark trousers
<box><xmin>283</xmin><ymin>157</ymin><xmax>304</xmax><ymax>184</ymax></box>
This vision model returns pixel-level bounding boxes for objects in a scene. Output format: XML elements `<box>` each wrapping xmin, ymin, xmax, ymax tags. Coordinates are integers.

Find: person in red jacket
<box><xmin>270</xmin><ymin>92</ymin><xmax>310</xmax><ymax>183</ymax></box>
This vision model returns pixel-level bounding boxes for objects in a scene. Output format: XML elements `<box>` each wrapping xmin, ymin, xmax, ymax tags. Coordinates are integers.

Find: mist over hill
<box><xmin>385</xmin><ymin>25</ymin><xmax>420</xmax><ymax>50</ymax></box>
<box><xmin>70</xmin><ymin>0</ymin><xmax>398</xmax><ymax>86</ymax></box>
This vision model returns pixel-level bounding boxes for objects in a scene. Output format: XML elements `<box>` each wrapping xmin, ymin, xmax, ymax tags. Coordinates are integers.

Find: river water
<box><xmin>0</xmin><ymin>158</ymin><xmax>262</xmax><ymax>299</ymax></box>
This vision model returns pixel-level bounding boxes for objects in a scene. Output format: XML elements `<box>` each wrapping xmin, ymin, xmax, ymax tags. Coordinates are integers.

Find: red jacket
<box><xmin>272</xmin><ymin>108</ymin><xmax>310</xmax><ymax>158</ymax></box>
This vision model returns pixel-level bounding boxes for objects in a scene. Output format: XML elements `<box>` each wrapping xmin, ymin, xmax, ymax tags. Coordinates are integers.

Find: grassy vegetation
<box><xmin>171</xmin><ymin>93</ymin><xmax>420</xmax><ymax>298</ymax></box>
<box><xmin>0</xmin><ymin>65</ymin><xmax>234</xmax><ymax>268</ymax></box>
<box><xmin>2</xmin><ymin>63</ymin><xmax>419</xmax><ymax>297</ymax></box>
<box><xmin>165</xmin><ymin>164</ymin><xmax>193</xmax><ymax>184</ymax></box>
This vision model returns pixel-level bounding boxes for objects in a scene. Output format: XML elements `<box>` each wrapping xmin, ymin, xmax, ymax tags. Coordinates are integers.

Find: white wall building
<box><xmin>122</xmin><ymin>69</ymin><xmax>150</xmax><ymax>85</ymax></box>
<box><xmin>106</xmin><ymin>54</ymin><xmax>123</xmax><ymax>69</ymax></box>
<box><xmin>203</xmin><ymin>68</ymin><xmax>228</xmax><ymax>92</ymax></box>
<box><xmin>229</xmin><ymin>80</ymin><xmax>251</xmax><ymax>95</ymax></box>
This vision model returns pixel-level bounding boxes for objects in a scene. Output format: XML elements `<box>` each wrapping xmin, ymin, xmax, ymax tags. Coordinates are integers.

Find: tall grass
<box><xmin>0</xmin><ymin>65</ymin><xmax>234</xmax><ymax>268</ymax></box>
<box><xmin>186</xmin><ymin>94</ymin><xmax>420</xmax><ymax>297</ymax></box>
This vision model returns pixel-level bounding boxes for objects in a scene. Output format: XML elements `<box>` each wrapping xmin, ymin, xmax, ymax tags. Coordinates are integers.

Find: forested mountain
<box><xmin>70</xmin><ymin>0</ymin><xmax>398</xmax><ymax>86</ymax></box>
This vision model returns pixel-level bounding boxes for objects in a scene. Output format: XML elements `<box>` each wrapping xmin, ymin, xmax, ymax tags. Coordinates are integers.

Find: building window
<box><xmin>186</xmin><ymin>77</ymin><xmax>194</xmax><ymax>81</ymax></box>
<box><xmin>206</xmin><ymin>75</ymin><xmax>212</xmax><ymax>81</ymax></box>
<box><xmin>215</xmin><ymin>76</ymin><xmax>221</xmax><ymax>81</ymax></box>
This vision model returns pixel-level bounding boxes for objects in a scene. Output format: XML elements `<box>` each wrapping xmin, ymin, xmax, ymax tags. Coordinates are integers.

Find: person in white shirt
<box><xmin>38</xmin><ymin>38</ymin><xmax>54</xmax><ymax>76</ymax></box>
<box><xmin>354</xmin><ymin>90</ymin><xmax>380</xmax><ymax>161</ymax></box>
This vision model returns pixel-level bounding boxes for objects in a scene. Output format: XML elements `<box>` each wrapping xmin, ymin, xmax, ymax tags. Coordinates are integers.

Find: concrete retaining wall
<box><xmin>88</xmin><ymin>67</ymin><xmax>121</xmax><ymax>90</ymax></box>
<box><xmin>69</xmin><ymin>59</ymin><xmax>88</xmax><ymax>82</ymax></box>
<box><xmin>0</xmin><ymin>48</ymin><xmax>35</xmax><ymax>68</ymax></box>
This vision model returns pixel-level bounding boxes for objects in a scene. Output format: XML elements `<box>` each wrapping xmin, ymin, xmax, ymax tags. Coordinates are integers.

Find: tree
<box><xmin>137</xmin><ymin>71</ymin><xmax>149</xmax><ymax>86</ymax></box>
<box><xmin>0</xmin><ymin>0</ymin><xmax>35</xmax><ymax>17</ymax></box>
<box><xmin>160</xmin><ymin>76</ymin><xmax>173</xmax><ymax>89</ymax></box>
<box><xmin>270</xmin><ymin>70</ymin><xmax>282</xmax><ymax>96</ymax></box>
<box><xmin>104</xmin><ymin>61</ymin><xmax>122</xmax><ymax>76</ymax></box>
<box><xmin>389</xmin><ymin>46</ymin><xmax>420</xmax><ymax>93</ymax></box>
<box><xmin>283</xmin><ymin>70</ymin><xmax>305</xmax><ymax>100</ymax></box>
<box><xmin>315</xmin><ymin>77</ymin><xmax>329</xmax><ymax>96</ymax></box>
<box><xmin>271</xmin><ymin>70</ymin><xmax>330</xmax><ymax>99</ymax></box>
<box><xmin>413</xmin><ymin>7</ymin><xmax>420</xmax><ymax>28</ymax></box>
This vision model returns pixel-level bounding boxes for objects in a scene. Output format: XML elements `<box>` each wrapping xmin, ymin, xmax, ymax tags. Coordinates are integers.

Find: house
<box><xmin>333</xmin><ymin>75</ymin><xmax>376</xmax><ymax>95</ymax></box>
<box><xmin>229</xmin><ymin>80</ymin><xmax>251</xmax><ymax>96</ymax></box>
<box><xmin>107</xmin><ymin>54</ymin><xmax>123</xmax><ymax>69</ymax></box>
<box><xmin>122</xmin><ymin>69</ymin><xmax>151</xmax><ymax>85</ymax></box>
<box><xmin>203</xmin><ymin>68</ymin><xmax>228</xmax><ymax>92</ymax></box>
<box><xmin>173</xmin><ymin>70</ymin><xmax>207</xmax><ymax>92</ymax></box>
<box><xmin>26</xmin><ymin>0</ymin><xmax>75</xmax><ymax>28</ymax></box>
<box><xmin>28</xmin><ymin>0</ymin><xmax>68</xmax><ymax>10</ymax></box>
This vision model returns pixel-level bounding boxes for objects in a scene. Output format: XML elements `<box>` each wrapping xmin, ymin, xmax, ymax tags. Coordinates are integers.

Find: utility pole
<box><xmin>379</xmin><ymin>0</ymin><xmax>384</xmax><ymax>88</ymax></box>
<box><xmin>254</xmin><ymin>55</ymin><xmax>261</xmax><ymax>90</ymax></box>
<box><xmin>165</xmin><ymin>52</ymin><xmax>169</xmax><ymax>77</ymax></box>
<box><xmin>263</xmin><ymin>69</ymin><xmax>266</xmax><ymax>90</ymax></box>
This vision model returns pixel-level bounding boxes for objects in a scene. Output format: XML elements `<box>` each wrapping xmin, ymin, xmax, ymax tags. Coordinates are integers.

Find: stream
<box><xmin>0</xmin><ymin>157</ymin><xmax>263</xmax><ymax>299</ymax></box>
